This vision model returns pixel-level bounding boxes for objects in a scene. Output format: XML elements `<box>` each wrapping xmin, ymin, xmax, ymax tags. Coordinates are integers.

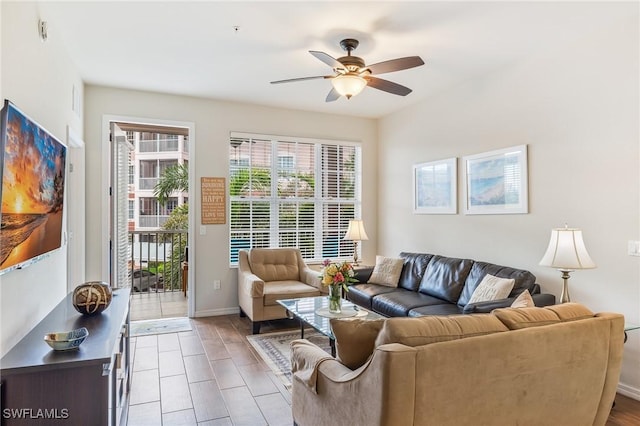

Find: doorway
<box><xmin>105</xmin><ymin>117</ymin><xmax>194</xmax><ymax>321</ymax></box>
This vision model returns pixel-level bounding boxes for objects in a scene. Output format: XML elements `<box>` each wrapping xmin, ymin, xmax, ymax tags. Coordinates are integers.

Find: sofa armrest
<box><xmin>352</xmin><ymin>266</ymin><xmax>374</xmax><ymax>284</ymax></box>
<box><xmin>238</xmin><ymin>272</ymin><xmax>265</xmax><ymax>298</ymax></box>
<box><xmin>531</xmin><ymin>293</ymin><xmax>556</xmax><ymax>307</ymax></box>
<box><xmin>291</xmin><ymin>340</ymin><xmax>418</xmax><ymax>426</ymax></box>
<box><xmin>463</xmin><ymin>297</ymin><xmax>517</xmax><ymax>314</ymax></box>
<box><xmin>463</xmin><ymin>293</ymin><xmax>557</xmax><ymax>314</ymax></box>
<box><xmin>300</xmin><ymin>266</ymin><xmax>326</xmax><ymax>294</ymax></box>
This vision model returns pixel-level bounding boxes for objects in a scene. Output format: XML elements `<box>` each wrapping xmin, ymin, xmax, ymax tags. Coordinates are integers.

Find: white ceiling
<box><xmin>37</xmin><ymin>1</ymin><xmax>633</xmax><ymax>119</ymax></box>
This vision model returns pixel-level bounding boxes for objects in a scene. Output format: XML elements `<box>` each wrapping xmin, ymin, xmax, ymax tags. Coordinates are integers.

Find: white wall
<box><xmin>379</xmin><ymin>11</ymin><xmax>640</xmax><ymax>396</ymax></box>
<box><xmin>0</xmin><ymin>2</ymin><xmax>83</xmax><ymax>356</ymax></box>
<box><xmin>83</xmin><ymin>86</ymin><xmax>377</xmax><ymax>317</ymax></box>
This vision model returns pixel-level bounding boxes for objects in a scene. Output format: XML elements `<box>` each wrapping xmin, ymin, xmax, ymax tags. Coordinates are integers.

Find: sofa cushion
<box><xmin>372</xmin><ymin>290</ymin><xmax>448</xmax><ymax>317</ymax></box>
<box><xmin>418</xmin><ymin>255</ymin><xmax>473</xmax><ymax>303</ymax></box>
<box><xmin>263</xmin><ymin>281</ymin><xmax>321</xmax><ymax>306</ymax></box>
<box><xmin>330</xmin><ymin>318</ymin><xmax>385</xmax><ymax>369</ymax></box>
<box><xmin>510</xmin><ymin>289</ymin><xmax>535</xmax><ymax>308</ymax></box>
<box><xmin>249</xmin><ymin>248</ymin><xmax>300</xmax><ymax>282</ymax></box>
<box><xmin>408</xmin><ymin>304</ymin><xmax>464</xmax><ymax>317</ymax></box>
<box><xmin>368</xmin><ymin>256</ymin><xmax>404</xmax><ymax>287</ymax></box>
<box><xmin>492</xmin><ymin>306</ymin><xmax>561</xmax><ymax>330</ymax></box>
<box><xmin>545</xmin><ymin>303</ymin><xmax>594</xmax><ymax>321</ymax></box>
<box><xmin>397</xmin><ymin>252</ymin><xmax>435</xmax><ymax>291</ymax></box>
<box><xmin>346</xmin><ymin>283</ymin><xmax>397</xmax><ymax>311</ymax></box>
<box><xmin>458</xmin><ymin>261</ymin><xmax>537</xmax><ymax>307</ymax></box>
<box><xmin>467</xmin><ymin>274</ymin><xmax>515</xmax><ymax>305</ymax></box>
<box><xmin>374</xmin><ymin>314</ymin><xmax>508</xmax><ymax>348</ymax></box>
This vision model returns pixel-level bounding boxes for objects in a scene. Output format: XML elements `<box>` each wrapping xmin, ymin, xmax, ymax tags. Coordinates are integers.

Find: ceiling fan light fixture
<box><xmin>331</xmin><ymin>74</ymin><xmax>367</xmax><ymax>99</ymax></box>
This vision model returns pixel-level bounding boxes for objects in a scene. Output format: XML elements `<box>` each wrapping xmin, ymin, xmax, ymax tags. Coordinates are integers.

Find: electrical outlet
<box><xmin>213</xmin><ymin>280</ymin><xmax>221</xmax><ymax>290</ymax></box>
<box><xmin>628</xmin><ymin>241</ymin><xmax>640</xmax><ymax>257</ymax></box>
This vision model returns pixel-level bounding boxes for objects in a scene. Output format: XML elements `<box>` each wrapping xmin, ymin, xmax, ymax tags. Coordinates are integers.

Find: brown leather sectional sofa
<box><xmin>347</xmin><ymin>252</ymin><xmax>556</xmax><ymax>316</ymax></box>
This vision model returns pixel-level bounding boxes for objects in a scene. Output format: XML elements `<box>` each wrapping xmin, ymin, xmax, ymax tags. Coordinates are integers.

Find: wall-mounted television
<box><xmin>0</xmin><ymin>100</ymin><xmax>67</xmax><ymax>275</ymax></box>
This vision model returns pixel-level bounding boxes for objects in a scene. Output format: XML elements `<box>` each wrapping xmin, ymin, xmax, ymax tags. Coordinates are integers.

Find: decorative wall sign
<box><xmin>413</xmin><ymin>158</ymin><xmax>457</xmax><ymax>214</ymax></box>
<box><xmin>201</xmin><ymin>177</ymin><xmax>226</xmax><ymax>224</ymax></box>
<box><xmin>462</xmin><ymin>145</ymin><xmax>528</xmax><ymax>215</ymax></box>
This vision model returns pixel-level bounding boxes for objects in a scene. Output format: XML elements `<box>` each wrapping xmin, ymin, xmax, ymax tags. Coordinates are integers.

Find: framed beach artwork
<box><xmin>413</xmin><ymin>157</ymin><xmax>457</xmax><ymax>214</ymax></box>
<box><xmin>0</xmin><ymin>100</ymin><xmax>67</xmax><ymax>274</ymax></box>
<box><xmin>462</xmin><ymin>145</ymin><xmax>528</xmax><ymax>215</ymax></box>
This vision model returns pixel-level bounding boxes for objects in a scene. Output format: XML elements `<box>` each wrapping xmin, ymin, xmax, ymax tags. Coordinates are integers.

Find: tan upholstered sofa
<box><xmin>291</xmin><ymin>303</ymin><xmax>624</xmax><ymax>426</ymax></box>
<box><xmin>238</xmin><ymin>248</ymin><xmax>323</xmax><ymax>334</ymax></box>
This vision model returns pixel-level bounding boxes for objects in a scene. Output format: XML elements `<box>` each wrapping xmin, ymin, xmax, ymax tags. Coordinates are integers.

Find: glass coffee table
<box><xmin>277</xmin><ymin>296</ymin><xmax>383</xmax><ymax>357</ymax></box>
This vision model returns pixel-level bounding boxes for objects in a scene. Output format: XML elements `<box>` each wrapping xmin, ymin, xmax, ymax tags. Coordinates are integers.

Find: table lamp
<box><xmin>539</xmin><ymin>224</ymin><xmax>596</xmax><ymax>303</ymax></box>
<box><xmin>343</xmin><ymin>219</ymin><xmax>369</xmax><ymax>265</ymax></box>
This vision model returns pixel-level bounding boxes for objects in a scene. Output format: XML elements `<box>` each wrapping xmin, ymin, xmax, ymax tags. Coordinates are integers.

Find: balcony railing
<box><xmin>139</xmin><ymin>215</ymin><xmax>169</xmax><ymax>228</ymax></box>
<box><xmin>128</xmin><ymin>230</ymin><xmax>188</xmax><ymax>293</ymax></box>
<box><xmin>139</xmin><ymin>139</ymin><xmax>180</xmax><ymax>153</ymax></box>
<box><xmin>139</xmin><ymin>177</ymin><xmax>158</xmax><ymax>190</ymax></box>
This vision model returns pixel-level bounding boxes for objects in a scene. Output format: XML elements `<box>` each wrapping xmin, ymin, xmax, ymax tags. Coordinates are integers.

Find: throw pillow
<box><xmin>368</xmin><ymin>256</ymin><xmax>404</xmax><ymax>287</ymax></box>
<box><xmin>467</xmin><ymin>274</ymin><xmax>515</xmax><ymax>305</ymax></box>
<box><xmin>510</xmin><ymin>289</ymin><xmax>535</xmax><ymax>308</ymax></box>
<box><xmin>330</xmin><ymin>318</ymin><xmax>385</xmax><ymax>370</ymax></box>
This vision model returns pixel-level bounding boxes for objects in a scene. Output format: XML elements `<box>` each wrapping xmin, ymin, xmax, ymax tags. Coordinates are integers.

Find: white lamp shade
<box><xmin>539</xmin><ymin>227</ymin><xmax>596</xmax><ymax>270</ymax></box>
<box><xmin>331</xmin><ymin>75</ymin><xmax>367</xmax><ymax>99</ymax></box>
<box><xmin>343</xmin><ymin>219</ymin><xmax>369</xmax><ymax>241</ymax></box>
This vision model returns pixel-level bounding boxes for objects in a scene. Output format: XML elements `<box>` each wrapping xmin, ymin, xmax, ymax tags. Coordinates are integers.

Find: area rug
<box><xmin>130</xmin><ymin>317</ymin><xmax>192</xmax><ymax>337</ymax></box>
<box><xmin>247</xmin><ymin>330</ymin><xmax>331</xmax><ymax>390</ymax></box>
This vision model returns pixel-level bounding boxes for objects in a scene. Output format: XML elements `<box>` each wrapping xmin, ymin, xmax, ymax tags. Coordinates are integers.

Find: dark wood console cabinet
<box><xmin>0</xmin><ymin>288</ymin><xmax>131</xmax><ymax>426</ymax></box>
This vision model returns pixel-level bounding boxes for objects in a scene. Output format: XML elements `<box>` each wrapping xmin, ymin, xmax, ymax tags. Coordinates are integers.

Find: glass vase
<box><xmin>328</xmin><ymin>284</ymin><xmax>342</xmax><ymax>314</ymax></box>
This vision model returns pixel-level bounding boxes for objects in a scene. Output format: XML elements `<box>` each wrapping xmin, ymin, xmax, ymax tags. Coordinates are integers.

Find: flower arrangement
<box><xmin>319</xmin><ymin>259</ymin><xmax>357</xmax><ymax>291</ymax></box>
<box><xmin>319</xmin><ymin>259</ymin><xmax>357</xmax><ymax>313</ymax></box>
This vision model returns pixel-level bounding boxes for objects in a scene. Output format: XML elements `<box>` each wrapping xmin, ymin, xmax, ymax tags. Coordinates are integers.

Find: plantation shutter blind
<box><xmin>111</xmin><ymin>124</ymin><xmax>134</xmax><ymax>288</ymax></box>
<box><xmin>229</xmin><ymin>132</ymin><xmax>361</xmax><ymax>265</ymax></box>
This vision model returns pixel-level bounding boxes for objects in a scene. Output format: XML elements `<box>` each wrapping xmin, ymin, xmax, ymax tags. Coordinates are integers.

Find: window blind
<box><xmin>229</xmin><ymin>133</ymin><xmax>361</xmax><ymax>265</ymax></box>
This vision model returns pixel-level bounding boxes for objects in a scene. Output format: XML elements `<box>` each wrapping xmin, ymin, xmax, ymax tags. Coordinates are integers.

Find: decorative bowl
<box><xmin>44</xmin><ymin>327</ymin><xmax>89</xmax><ymax>351</ymax></box>
<box><xmin>72</xmin><ymin>281</ymin><xmax>112</xmax><ymax>315</ymax></box>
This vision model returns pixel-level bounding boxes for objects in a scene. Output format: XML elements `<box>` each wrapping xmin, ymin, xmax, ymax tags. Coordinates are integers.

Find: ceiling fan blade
<box><xmin>270</xmin><ymin>75</ymin><xmax>332</xmax><ymax>84</ymax></box>
<box><xmin>309</xmin><ymin>51</ymin><xmax>345</xmax><ymax>70</ymax></box>
<box><xmin>325</xmin><ymin>87</ymin><xmax>340</xmax><ymax>102</ymax></box>
<box><xmin>365</xmin><ymin>76</ymin><xmax>412</xmax><ymax>96</ymax></box>
<box><xmin>366</xmin><ymin>56</ymin><xmax>425</xmax><ymax>75</ymax></box>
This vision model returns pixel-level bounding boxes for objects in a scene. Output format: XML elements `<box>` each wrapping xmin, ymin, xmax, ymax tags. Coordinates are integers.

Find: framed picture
<box><xmin>413</xmin><ymin>157</ymin><xmax>457</xmax><ymax>214</ymax></box>
<box><xmin>462</xmin><ymin>145</ymin><xmax>528</xmax><ymax>215</ymax></box>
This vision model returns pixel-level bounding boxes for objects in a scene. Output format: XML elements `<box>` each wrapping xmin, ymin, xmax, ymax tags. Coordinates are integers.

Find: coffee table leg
<box><xmin>300</xmin><ymin>319</ymin><xmax>304</xmax><ymax>339</ymax></box>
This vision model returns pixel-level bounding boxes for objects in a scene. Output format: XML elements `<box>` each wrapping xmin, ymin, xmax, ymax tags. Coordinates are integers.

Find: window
<box><xmin>128</xmin><ymin>200</ymin><xmax>135</xmax><ymax>220</ymax></box>
<box><xmin>229</xmin><ymin>133</ymin><xmax>361</xmax><ymax>265</ymax></box>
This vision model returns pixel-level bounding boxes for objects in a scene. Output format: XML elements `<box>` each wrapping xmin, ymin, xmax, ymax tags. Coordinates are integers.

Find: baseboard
<box><xmin>617</xmin><ymin>382</ymin><xmax>640</xmax><ymax>401</ymax></box>
<box><xmin>194</xmin><ymin>307</ymin><xmax>240</xmax><ymax>317</ymax></box>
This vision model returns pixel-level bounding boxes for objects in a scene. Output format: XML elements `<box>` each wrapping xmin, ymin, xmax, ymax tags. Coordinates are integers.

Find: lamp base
<box><xmin>559</xmin><ymin>270</ymin><xmax>572</xmax><ymax>304</ymax></box>
<box><xmin>352</xmin><ymin>241</ymin><xmax>360</xmax><ymax>266</ymax></box>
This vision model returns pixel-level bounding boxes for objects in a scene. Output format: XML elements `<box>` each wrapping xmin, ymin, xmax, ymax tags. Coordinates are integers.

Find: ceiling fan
<box><xmin>270</xmin><ymin>38</ymin><xmax>425</xmax><ymax>102</ymax></box>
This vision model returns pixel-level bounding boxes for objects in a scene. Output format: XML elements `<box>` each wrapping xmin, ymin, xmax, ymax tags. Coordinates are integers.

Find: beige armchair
<box><xmin>238</xmin><ymin>248</ymin><xmax>323</xmax><ymax>334</ymax></box>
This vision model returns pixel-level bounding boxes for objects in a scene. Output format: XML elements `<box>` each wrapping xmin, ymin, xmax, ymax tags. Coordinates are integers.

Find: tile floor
<box><xmin>126</xmin><ymin>315</ymin><xmax>296</xmax><ymax>426</ymax></box>
<box><xmin>130</xmin><ymin>291</ymin><xmax>188</xmax><ymax>321</ymax></box>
